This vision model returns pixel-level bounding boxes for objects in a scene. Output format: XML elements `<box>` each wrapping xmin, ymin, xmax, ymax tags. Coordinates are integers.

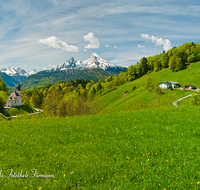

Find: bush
<box><xmin>191</xmin><ymin>93</ymin><xmax>200</xmax><ymax>105</ymax></box>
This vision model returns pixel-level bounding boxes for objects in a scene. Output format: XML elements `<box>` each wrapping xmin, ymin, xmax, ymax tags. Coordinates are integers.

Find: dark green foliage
<box><xmin>132</xmin><ymin>86</ymin><xmax>136</xmax><ymax>91</ymax></box>
<box><xmin>154</xmin><ymin>55</ymin><xmax>162</xmax><ymax>71</ymax></box>
<box><xmin>29</xmin><ymin>90</ymin><xmax>43</xmax><ymax>108</ymax></box>
<box><xmin>105</xmin><ymin>76</ymin><xmax>113</xmax><ymax>83</ymax></box>
<box><xmin>96</xmin><ymin>82</ymin><xmax>102</xmax><ymax>92</ymax></box>
<box><xmin>161</xmin><ymin>50</ymin><xmax>169</xmax><ymax>68</ymax></box>
<box><xmin>127</xmin><ymin>65</ymin><xmax>137</xmax><ymax>81</ymax></box>
<box><xmin>0</xmin><ymin>76</ymin><xmax>8</xmax><ymax>92</ymax></box>
<box><xmin>0</xmin><ymin>97</ymin><xmax>5</xmax><ymax>114</ymax></box>
<box><xmin>88</xmin><ymin>86</ymin><xmax>96</xmax><ymax>100</ymax></box>
<box><xmin>169</xmin><ymin>56</ymin><xmax>176</xmax><ymax>70</ymax></box>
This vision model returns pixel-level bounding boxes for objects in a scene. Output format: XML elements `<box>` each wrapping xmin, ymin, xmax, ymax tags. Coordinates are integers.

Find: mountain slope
<box><xmin>21</xmin><ymin>69</ymin><xmax>117</xmax><ymax>90</ymax></box>
<box><xmin>0</xmin><ymin>67</ymin><xmax>37</xmax><ymax>83</ymax></box>
<box><xmin>0</xmin><ymin>72</ymin><xmax>18</xmax><ymax>87</ymax></box>
<box><xmin>92</xmin><ymin>61</ymin><xmax>200</xmax><ymax>114</ymax></box>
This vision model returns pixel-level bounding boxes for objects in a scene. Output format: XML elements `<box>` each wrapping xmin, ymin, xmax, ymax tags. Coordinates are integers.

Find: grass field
<box><xmin>1</xmin><ymin>61</ymin><xmax>200</xmax><ymax>189</ymax></box>
<box><xmin>0</xmin><ymin>106</ymin><xmax>200</xmax><ymax>189</ymax></box>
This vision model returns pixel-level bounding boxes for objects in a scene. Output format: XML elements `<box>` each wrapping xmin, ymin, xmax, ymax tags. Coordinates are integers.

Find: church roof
<box><xmin>7</xmin><ymin>91</ymin><xmax>21</xmax><ymax>101</ymax></box>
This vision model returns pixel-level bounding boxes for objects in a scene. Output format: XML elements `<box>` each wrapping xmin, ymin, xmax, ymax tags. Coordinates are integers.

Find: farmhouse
<box><xmin>7</xmin><ymin>83</ymin><xmax>22</xmax><ymax>107</ymax></box>
<box><xmin>159</xmin><ymin>81</ymin><xmax>180</xmax><ymax>89</ymax></box>
<box><xmin>185</xmin><ymin>84</ymin><xmax>197</xmax><ymax>90</ymax></box>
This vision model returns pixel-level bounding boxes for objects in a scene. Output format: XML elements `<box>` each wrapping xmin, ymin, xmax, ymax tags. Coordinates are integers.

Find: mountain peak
<box><xmin>91</xmin><ymin>52</ymin><xmax>100</xmax><ymax>57</ymax></box>
<box><xmin>52</xmin><ymin>53</ymin><xmax>127</xmax><ymax>72</ymax></box>
<box><xmin>0</xmin><ymin>67</ymin><xmax>37</xmax><ymax>77</ymax></box>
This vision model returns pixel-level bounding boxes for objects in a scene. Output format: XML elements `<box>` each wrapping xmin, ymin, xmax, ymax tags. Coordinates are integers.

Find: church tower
<box><xmin>6</xmin><ymin>82</ymin><xmax>22</xmax><ymax>107</ymax></box>
<box><xmin>16</xmin><ymin>82</ymin><xmax>21</xmax><ymax>96</ymax></box>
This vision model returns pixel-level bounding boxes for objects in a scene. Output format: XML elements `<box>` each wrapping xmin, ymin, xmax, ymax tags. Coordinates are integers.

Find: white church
<box><xmin>7</xmin><ymin>83</ymin><xmax>22</xmax><ymax>107</ymax></box>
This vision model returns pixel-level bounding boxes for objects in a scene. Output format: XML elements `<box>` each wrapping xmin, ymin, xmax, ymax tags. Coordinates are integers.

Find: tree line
<box><xmin>21</xmin><ymin>74</ymin><xmax>129</xmax><ymax>117</ymax></box>
<box><xmin>126</xmin><ymin>42</ymin><xmax>200</xmax><ymax>82</ymax></box>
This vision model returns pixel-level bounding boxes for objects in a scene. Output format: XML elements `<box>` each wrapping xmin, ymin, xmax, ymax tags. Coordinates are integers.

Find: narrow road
<box><xmin>172</xmin><ymin>94</ymin><xmax>192</xmax><ymax>107</ymax></box>
<box><xmin>7</xmin><ymin>108</ymin><xmax>44</xmax><ymax>119</ymax></box>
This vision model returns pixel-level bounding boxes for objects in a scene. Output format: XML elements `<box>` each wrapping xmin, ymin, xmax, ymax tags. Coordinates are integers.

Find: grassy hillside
<box><xmin>0</xmin><ymin>106</ymin><xmax>200</xmax><ymax>189</ymax></box>
<box><xmin>0</xmin><ymin>113</ymin><xmax>8</xmax><ymax>121</ymax></box>
<box><xmin>94</xmin><ymin>61</ymin><xmax>200</xmax><ymax>113</ymax></box>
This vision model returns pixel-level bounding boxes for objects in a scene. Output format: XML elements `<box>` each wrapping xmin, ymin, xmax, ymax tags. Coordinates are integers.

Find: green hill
<box><xmin>93</xmin><ymin>61</ymin><xmax>200</xmax><ymax>113</ymax></box>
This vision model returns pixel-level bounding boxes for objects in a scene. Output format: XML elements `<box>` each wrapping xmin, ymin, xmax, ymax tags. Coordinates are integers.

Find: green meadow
<box><xmin>95</xmin><ymin>61</ymin><xmax>200</xmax><ymax>113</ymax></box>
<box><xmin>0</xmin><ymin>106</ymin><xmax>200</xmax><ymax>189</ymax></box>
<box><xmin>1</xmin><ymin>61</ymin><xmax>200</xmax><ymax>189</ymax></box>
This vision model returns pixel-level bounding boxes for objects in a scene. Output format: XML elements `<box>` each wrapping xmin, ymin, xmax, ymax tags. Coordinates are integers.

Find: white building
<box><xmin>7</xmin><ymin>83</ymin><xmax>22</xmax><ymax>107</ymax></box>
<box><xmin>159</xmin><ymin>81</ymin><xmax>180</xmax><ymax>89</ymax></box>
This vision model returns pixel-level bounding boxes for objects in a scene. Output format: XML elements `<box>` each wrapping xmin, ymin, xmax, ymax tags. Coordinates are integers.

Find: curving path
<box><xmin>172</xmin><ymin>94</ymin><xmax>192</xmax><ymax>107</ymax></box>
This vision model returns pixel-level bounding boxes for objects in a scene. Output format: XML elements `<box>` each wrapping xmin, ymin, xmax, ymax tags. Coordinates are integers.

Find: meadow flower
<box><xmin>197</xmin><ymin>182</ymin><xmax>200</xmax><ymax>184</ymax></box>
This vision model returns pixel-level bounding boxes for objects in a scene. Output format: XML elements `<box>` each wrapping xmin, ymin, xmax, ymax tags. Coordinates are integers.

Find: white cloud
<box><xmin>114</xmin><ymin>46</ymin><xmax>118</xmax><ymax>48</ymax></box>
<box><xmin>43</xmin><ymin>67</ymin><xmax>46</xmax><ymax>70</ymax></box>
<box><xmin>141</xmin><ymin>33</ymin><xmax>172</xmax><ymax>51</ymax></box>
<box><xmin>105</xmin><ymin>44</ymin><xmax>111</xmax><ymax>47</ymax></box>
<box><xmin>142</xmin><ymin>49</ymin><xmax>147</xmax><ymax>52</ymax></box>
<box><xmin>138</xmin><ymin>44</ymin><xmax>145</xmax><ymax>48</ymax></box>
<box><xmin>37</xmin><ymin>36</ymin><xmax>79</xmax><ymax>52</ymax></box>
<box><xmin>84</xmin><ymin>32</ymin><xmax>100</xmax><ymax>49</ymax></box>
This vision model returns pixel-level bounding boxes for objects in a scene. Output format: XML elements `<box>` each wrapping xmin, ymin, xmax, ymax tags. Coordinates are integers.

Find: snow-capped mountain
<box><xmin>53</xmin><ymin>53</ymin><xmax>126</xmax><ymax>72</ymax></box>
<box><xmin>53</xmin><ymin>57</ymin><xmax>85</xmax><ymax>71</ymax></box>
<box><xmin>0</xmin><ymin>67</ymin><xmax>37</xmax><ymax>77</ymax></box>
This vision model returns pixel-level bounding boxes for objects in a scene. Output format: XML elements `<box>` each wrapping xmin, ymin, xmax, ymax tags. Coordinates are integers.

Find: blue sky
<box><xmin>0</xmin><ymin>0</ymin><xmax>200</xmax><ymax>71</ymax></box>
